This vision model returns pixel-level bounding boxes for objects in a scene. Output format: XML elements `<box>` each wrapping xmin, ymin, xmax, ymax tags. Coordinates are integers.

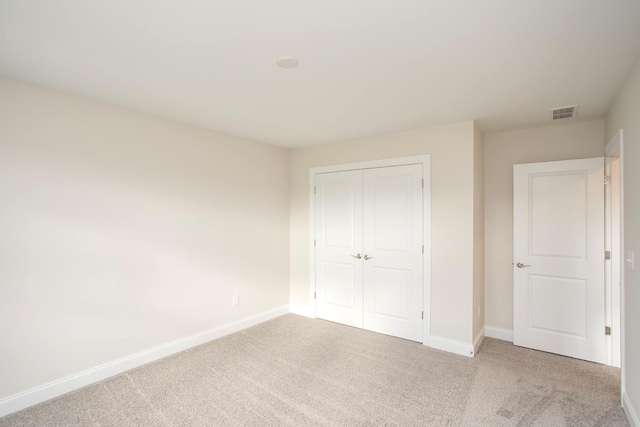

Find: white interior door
<box><xmin>315</xmin><ymin>170</ymin><xmax>363</xmax><ymax>328</ymax></box>
<box><xmin>315</xmin><ymin>164</ymin><xmax>423</xmax><ymax>342</ymax></box>
<box><xmin>513</xmin><ymin>158</ymin><xmax>605</xmax><ymax>363</ymax></box>
<box><xmin>363</xmin><ymin>165</ymin><xmax>423</xmax><ymax>341</ymax></box>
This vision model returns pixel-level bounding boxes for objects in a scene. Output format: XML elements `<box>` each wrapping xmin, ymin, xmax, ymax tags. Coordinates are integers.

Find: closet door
<box><xmin>363</xmin><ymin>165</ymin><xmax>423</xmax><ymax>342</ymax></box>
<box><xmin>315</xmin><ymin>170</ymin><xmax>363</xmax><ymax>328</ymax></box>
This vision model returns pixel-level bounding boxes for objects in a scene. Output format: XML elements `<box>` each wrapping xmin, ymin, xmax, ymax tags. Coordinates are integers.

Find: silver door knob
<box><xmin>351</xmin><ymin>254</ymin><xmax>362</xmax><ymax>259</ymax></box>
<box><xmin>364</xmin><ymin>254</ymin><xmax>373</xmax><ymax>260</ymax></box>
<box><xmin>516</xmin><ymin>262</ymin><xmax>531</xmax><ymax>268</ymax></box>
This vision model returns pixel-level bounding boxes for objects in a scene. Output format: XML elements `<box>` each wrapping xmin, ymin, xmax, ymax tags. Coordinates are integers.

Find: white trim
<box><xmin>422</xmin><ymin>158</ymin><xmax>432</xmax><ymax>345</ymax></box>
<box><xmin>604</xmin><ymin>140</ymin><xmax>622</xmax><ymax>368</ymax></box>
<box><xmin>605</xmin><ymin>130</ymin><xmax>622</xmax><ymax>157</ymax></box>
<box><xmin>289</xmin><ymin>304</ymin><xmax>315</xmax><ymax>318</ymax></box>
<box><xmin>485</xmin><ymin>326</ymin><xmax>514</xmax><ymax>342</ymax></box>
<box><xmin>309</xmin><ymin>155</ymin><xmax>432</xmax><ymax>345</ymax></box>
<box><xmin>606</xmin><ymin>130</ymin><xmax>625</xmax><ymax>398</ymax></box>
<box><xmin>308</xmin><ymin>170</ymin><xmax>318</xmax><ymax>318</ymax></box>
<box><xmin>310</xmin><ymin>155</ymin><xmax>429</xmax><ymax>175</ymax></box>
<box><xmin>0</xmin><ymin>305</ymin><xmax>289</xmax><ymax>418</ymax></box>
<box><xmin>623</xmin><ymin>391</ymin><xmax>640</xmax><ymax>427</ymax></box>
<box><xmin>428</xmin><ymin>335</ymin><xmax>475</xmax><ymax>358</ymax></box>
<box><xmin>473</xmin><ymin>327</ymin><xmax>485</xmax><ymax>356</ymax></box>
<box><xmin>604</xmin><ymin>154</ymin><xmax>613</xmax><ymax>366</ymax></box>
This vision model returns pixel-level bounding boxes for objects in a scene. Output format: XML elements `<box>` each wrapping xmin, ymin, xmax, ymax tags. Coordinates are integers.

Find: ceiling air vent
<box><xmin>551</xmin><ymin>105</ymin><xmax>578</xmax><ymax>120</ymax></box>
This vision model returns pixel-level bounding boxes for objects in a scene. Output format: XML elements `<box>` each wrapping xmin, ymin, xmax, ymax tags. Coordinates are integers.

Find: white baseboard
<box><xmin>428</xmin><ymin>335</ymin><xmax>475</xmax><ymax>358</ymax></box>
<box><xmin>623</xmin><ymin>391</ymin><xmax>640</xmax><ymax>427</ymax></box>
<box><xmin>0</xmin><ymin>305</ymin><xmax>290</xmax><ymax>418</ymax></box>
<box><xmin>289</xmin><ymin>304</ymin><xmax>315</xmax><ymax>318</ymax></box>
<box><xmin>473</xmin><ymin>327</ymin><xmax>485</xmax><ymax>356</ymax></box>
<box><xmin>485</xmin><ymin>326</ymin><xmax>514</xmax><ymax>342</ymax></box>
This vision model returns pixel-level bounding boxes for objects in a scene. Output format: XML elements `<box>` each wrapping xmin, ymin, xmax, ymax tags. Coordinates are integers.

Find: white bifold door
<box><xmin>513</xmin><ymin>158</ymin><xmax>605</xmax><ymax>363</ymax></box>
<box><xmin>315</xmin><ymin>164</ymin><xmax>423</xmax><ymax>342</ymax></box>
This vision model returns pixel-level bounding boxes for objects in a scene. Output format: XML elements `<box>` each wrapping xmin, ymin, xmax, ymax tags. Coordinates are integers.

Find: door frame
<box><xmin>605</xmin><ymin>130</ymin><xmax>625</xmax><ymax>383</ymax></box>
<box><xmin>605</xmin><ymin>138</ymin><xmax>622</xmax><ymax>367</ymax></box>
<box><xmin>309</xmin><ymin>155</ymin><xmax>431</xmax><ymax>344</ymax></box>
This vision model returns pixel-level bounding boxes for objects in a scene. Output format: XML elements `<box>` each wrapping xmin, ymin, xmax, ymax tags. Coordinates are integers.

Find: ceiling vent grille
<box><xmin>551</xmin><ymin>105</ymin><xmax>578</xmax><ymax>120</ymax></box>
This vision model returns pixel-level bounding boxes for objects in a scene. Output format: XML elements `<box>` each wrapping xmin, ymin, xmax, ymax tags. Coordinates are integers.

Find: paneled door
<box><xmin>315</xmin><ymin>170</ymin><xmax>363</xmax><ymax>328</ymax></box>
<box><xmin>363</xmin><ymin>165</ymin><xmax>423</xmax><ymax>341</ymax></box>
<box><xmin>513</xmin><ymin>158</ymin><xmax>605</xmax><ymax>363</ymax></box>
<box><xmin>315</xmin><ymin>164</ymin><xmax>423</xmax><ymax>342</ymax></box>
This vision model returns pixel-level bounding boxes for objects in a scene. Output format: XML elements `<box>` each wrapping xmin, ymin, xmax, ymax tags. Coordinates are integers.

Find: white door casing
<box><xmin>513</xmin><ymin>158</ymin><xmax>605</xmax><ymax>363</ymax></box>
<box><xmin>605</xmin><ymin>130</ymin><xmax>623</xmax><ymax>369</ymax></box>
<box><xmin>363</xmin><ymin>165</ymin><xmax>423</xmax><ymax>341</ymax></box>
<box><xmin>314</xmin><ymin>161</ymin><xmax>424</xmax><ymax>342</ymax></box>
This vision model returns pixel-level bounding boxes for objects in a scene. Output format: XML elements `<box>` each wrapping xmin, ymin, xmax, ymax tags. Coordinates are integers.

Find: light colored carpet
<box><xmin>0</xmin><ymin>314</ymin><xmax>628</xmax><ymax>426</ymax></box>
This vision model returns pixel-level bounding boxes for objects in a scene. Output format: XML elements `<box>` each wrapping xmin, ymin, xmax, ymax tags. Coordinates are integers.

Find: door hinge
<box><xmin>605</xmin><ymin>250</ymin><xmax>611</xmax><ymax>260</ymax></box>
<box><xmin>422</xmin><ymin>311</ymin><xmax>424</xmax><ymax>320</ymax></box>
<box><xmin>314</xmin><ymin>186</ymin><xmax>316</xmax><ymax>194</ymax></box>
<box><xmin>422</xmin><ymin>245</ymin><xmax>424</xmax><ymax>254</ymax></box>
<box><xmin>314</xmin><ymin>291</ymin><xmax>316</xmax><ymax>299</ymax></box>
<box><xmin>421</xmin><ymin>179</ymin><xmax>424</xmax><ymax>188</ymax></box>
<box><xmin>605</xmin><ymin>326</ymin><xmax>611</xmax><ymax>336</ymax></box>
<box><xmin>605</xmin><ymin>176</ymin><xmax>611</xmax><ymax>186</ymax></box>
<box><xmin>314</xmin><ymin>239</ymin><xmax>316</xmax><ymax>246</ymax></box>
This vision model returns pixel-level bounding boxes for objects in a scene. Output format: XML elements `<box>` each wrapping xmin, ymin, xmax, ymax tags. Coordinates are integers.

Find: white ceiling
<box><xmin>1</xmin><ymin>1</ymin><xmax>640</xmax><ymax>148</ymax></box>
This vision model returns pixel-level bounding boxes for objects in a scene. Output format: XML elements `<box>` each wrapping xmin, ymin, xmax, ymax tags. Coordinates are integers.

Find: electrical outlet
<box><xmin>232</xmin><ymin>295</ymin><xmax>239</xmax><ymax>306</ymax></box>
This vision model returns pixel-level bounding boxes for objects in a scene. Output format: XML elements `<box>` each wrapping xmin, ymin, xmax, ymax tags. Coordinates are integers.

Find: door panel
<box><xmin>323</xmin><ymin>262</ymin><xmax>356</xmax><ymax>308</ymax></box>
<box><xmin>363</xmin><ymin>165</ymin><xmax>423</xmax><ymax>341</ymax></box>
<box><xmin>370</xmin><ymin>174</ymin><xmax>412</xmax><ymax>252</ymax></box>
<box><xmin>323</xmin><ymin>180</ymin><xmax>358</xmax><ymax>248</ymax></box>
<box><xmin>513</xmin><ymin>158</ymin><xmax>605</xmax><ymax>363</ymax></box>
<box><xmin>528</xmin><ymin>275</ymin><xmax>586</xmax><ymax>337</ymax></box>
<box><xmin>315</xmin><ymin>170</ymin><xmax>363</xmax><ymax>328</ymax></box>
<box><xmin>370</xmin><ymin>267</ymin><xmax>411</xmax><ymax>319</ymax></box>
<box><xmin>530</xmin><ymin>172</ymin><xmax>587</xmax><ymax>258</ymax></box>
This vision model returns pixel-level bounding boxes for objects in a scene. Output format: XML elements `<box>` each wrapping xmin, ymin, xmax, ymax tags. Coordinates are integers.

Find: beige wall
<box><xmin>483</xmin><ymin>120</ymin><xmax>605</xmax><ymax>333</ymax></box>
<box><xmin>473</xmin><ymin>124</ymin><xmax>485</xmax><ymax>341</ymax></box>
<box><xmin>290</xmin><ymin>121</ymin><xmax>479</xmax><ymax>344</ymax></box>
<box><xmin>0</xmin><ymin>78</ymin><xmax>290</xmax><ymax>399</ymax></box>
<box><xmin>606</xmin><ymin>57</ymin><xmax>640</xmax><ymax>422</ymax></box>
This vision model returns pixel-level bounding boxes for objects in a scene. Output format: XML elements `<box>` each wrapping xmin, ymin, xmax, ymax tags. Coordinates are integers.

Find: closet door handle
<box><xmin>351</xmin><ymin>254</ymin><xmax>362</xmax><ymax>259</ymax></box>
<box><xmin>363</xmin><ymin>255</ymin><xmax>373</xmax><ymax>260</ymax></box>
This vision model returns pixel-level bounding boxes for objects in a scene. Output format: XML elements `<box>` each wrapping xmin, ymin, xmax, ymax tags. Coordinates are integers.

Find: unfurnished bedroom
<box><xmin>1</xmin><ymin>1</ymin><xmax>639</xmax><ymax>425</ymax></box>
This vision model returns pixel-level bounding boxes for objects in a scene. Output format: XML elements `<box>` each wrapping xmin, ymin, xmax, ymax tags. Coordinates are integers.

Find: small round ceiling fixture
<box><xmin>276</xmin><ymin>56</ymin><xmax>299</xmax><ymax>69</ymax></box>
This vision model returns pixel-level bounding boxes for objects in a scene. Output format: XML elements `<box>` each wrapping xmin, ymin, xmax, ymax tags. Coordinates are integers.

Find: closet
<box><xmin>314</xmin><ymin>163</ymin><xmax>424</xmax><ymax>342</ymax></box>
